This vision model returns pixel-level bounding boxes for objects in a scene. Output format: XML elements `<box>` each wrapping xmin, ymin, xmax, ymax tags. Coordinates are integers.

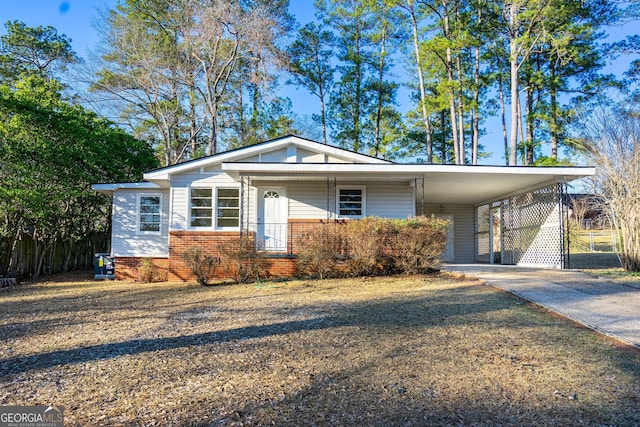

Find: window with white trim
<box><xmin>216</xmin><ymin>188</ymin><xmax>240</xmax><ymax>228</ymax></box>
<box><xmin>138</xmin><ymin>194</ymin><xmax>161</xmax><ymax>233</ymax></box>
<box><xmin>190</xmin><ymin>188</ymin><xmax>213</xmax><ymax>227</ymax></box>
<box><xmin>337</xmin><ymin>187</ymin><xmax>365</xmax><ymax>218</ymax></box>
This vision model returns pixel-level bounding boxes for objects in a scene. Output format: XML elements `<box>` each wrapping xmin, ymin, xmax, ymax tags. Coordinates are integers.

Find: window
<box><xmin>216</xmin><ymin>188</ymin><xmax>240</xmax><ymax>228</ymax></box>
<box><xmin>138</xmin><ymin>194</ymin><xmax>161</xmax><ymax>233</ymax></box>
<box><xmin>338</xmin><ymin>187</ymin><xmax>364</xmax><ymax>218</ymax></box>
<box><xmin>190</xmin><ymin>188</ymin><xmax>213</xmax><ymax>227</ymax></box>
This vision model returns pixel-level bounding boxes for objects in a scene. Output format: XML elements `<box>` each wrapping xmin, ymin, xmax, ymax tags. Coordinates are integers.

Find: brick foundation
<box><xmin>114</xmin><ymin>219</ymin><xmax>343</xmax><ymax>282</ymax></box>
<box><xmin>114</xmin><ymin>257</ymin><xmax>170</xmax><ymax>281</ymax></box>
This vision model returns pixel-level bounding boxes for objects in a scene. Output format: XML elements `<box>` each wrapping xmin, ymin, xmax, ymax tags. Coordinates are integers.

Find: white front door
<box><xmin>435</xmin><ymin>214</ymin><xmax>455</xmax><ymax>262</ymax></box>
<box><xmin>258</xmin><ymin>188</ymin><xmax>287</xmax><ymax>251</ymax></box>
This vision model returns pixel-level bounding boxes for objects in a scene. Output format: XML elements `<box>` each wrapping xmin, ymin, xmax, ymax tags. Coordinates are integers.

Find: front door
<box><xmin>435</xmin><ymin>214</ymin><xmax>455</xmax><ymax>262</ymax></box>
<box><xmin>258</xmin><ymin>188</ymin><xmax>287</xmax><ymax>251</ymax></box>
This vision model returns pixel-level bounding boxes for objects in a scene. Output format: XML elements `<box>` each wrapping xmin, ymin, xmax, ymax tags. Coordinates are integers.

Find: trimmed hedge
<box><xmin>297</xmin><ymin>216</ymin><xmax>449</xmax><ymax>278</ymax></box>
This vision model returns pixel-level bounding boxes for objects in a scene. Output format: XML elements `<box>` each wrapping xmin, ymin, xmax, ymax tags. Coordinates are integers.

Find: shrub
<box><xmin>344</xmin><ymin>217</ymin><xmax>390</xmax><ymax>276</ymax></box>
<box><xmin>389</xmin><ymin>217</ymin><xmax>449</xmax><ymax>274</ymax></box>
<box><xmin>182</xmin><ymin>247</ymin><xmax>219</xmax><ymax>286</ymax></box>
<box><xmin>296</xmin><ymin>217</ymin><xmax>449</xmax><ymax>278</ymax></box>
<box><xmin>137</xmin><ymin>257</ymin><xmax>168</xmax><ymax>283</ymax></box>
<box><xmin>296</xmin><ymin>223</ymin><xmax>345</xmax><ymax>279</ymax></box>
<box><xmin>219</xmin><ymin>235</ymin><xmax>267</xmax><ymax>283</ymax></box>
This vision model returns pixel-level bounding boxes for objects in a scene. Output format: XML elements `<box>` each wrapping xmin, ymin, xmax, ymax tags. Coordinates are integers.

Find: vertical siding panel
<box><xmin>422</xmin><ymin>204</ymin><xmax>475</xmax><ymax>263</ymax></box>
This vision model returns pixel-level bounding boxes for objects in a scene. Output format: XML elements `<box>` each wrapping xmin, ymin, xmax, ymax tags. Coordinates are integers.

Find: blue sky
<box><xmin>1</xmin><ymin>1</ymin><xmax>636</xmax><ymax>165</ymax></box>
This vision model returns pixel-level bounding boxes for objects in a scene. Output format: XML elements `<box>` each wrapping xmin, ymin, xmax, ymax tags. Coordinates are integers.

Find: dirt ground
<box><xmin>1</xmin><ymin>273</ymin><xmax>639</xmax><ymax>426</ymax></box>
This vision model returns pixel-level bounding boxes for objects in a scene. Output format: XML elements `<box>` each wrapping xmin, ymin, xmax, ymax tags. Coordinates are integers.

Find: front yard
<box><xmin>1</xmin><ymin>273</ymin><xmax>639</xmax><ymax>426</ymax></box>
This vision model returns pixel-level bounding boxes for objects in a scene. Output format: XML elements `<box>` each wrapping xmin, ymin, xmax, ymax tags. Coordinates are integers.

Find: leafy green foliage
<box><xmin>0</xmin><ymin>76</ymin><xmax>157</xmax><ymax>277</ymax></box>
<box><xmin>0</xmin><ymin>20</ymin><xmax>77</xmax><ymax>83</ymax></box>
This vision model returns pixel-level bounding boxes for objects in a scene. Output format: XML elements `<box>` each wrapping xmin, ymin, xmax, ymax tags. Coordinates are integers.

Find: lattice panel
<box><xmin>475</xmin><ymin>185</ymin><xmax>564</xmax><ymax>268</ymax></box>
<box><xmin>476</xmin><ymin>204</ymin><xmax>490</xmax><ymax>262</ymax></box>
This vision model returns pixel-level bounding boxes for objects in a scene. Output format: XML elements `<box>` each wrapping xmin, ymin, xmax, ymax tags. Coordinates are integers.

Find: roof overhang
<box><xmin>91</xmin><ymin>182</ymin><xmax>162</xmax><ymax>194</ymax></box>
<box><xmin>221</xmin><ymin>163</ymin><xmax>595</xmax><ymax>205</ymax></box>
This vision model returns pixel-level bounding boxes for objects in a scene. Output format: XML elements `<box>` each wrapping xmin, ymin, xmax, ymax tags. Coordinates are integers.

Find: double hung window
<box><xmin>216</xmin><ymin>188</ymin><xmax>240</xmax><ymax>228</ymax></box>
<box><xmin>138</xmin><ymin>194</ymin><xmax>161</xmax><ymax>233</ymax></box>
<box><xmin>190</xmin><ymin>187</ymin><xmax>240</xmax><ymax>228</ymax></box>
<box><xmin>190</xmin><ymin>189</ymin><xmax>213</xmax><ymax>227</ymax></box>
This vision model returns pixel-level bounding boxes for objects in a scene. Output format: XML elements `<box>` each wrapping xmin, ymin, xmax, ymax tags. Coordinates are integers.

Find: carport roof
<box><xmin>220</xmin><ymin>162</ymin><xmax>595</xmax><ymax>205</ymax></box>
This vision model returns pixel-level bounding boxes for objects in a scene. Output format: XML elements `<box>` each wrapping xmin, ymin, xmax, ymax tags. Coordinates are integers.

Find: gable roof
<box><xmin>143</xmin><ymin>135</ymin><xmax>390</xmax><ymax>183</ymax></box>
<box><xmin>92</xmin><ymin>134</ymin><xmax>596</xmax><ymax>204</ymax></box>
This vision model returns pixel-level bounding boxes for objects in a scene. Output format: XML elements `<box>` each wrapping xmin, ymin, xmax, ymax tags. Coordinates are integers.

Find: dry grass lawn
<box><xmin>1</xmin><ymin>272</ymin><xmax>639</xmax><ymax>426</ymax></box>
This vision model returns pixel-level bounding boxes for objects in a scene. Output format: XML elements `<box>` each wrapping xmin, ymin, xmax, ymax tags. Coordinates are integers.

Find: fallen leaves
<box><xmin>0</xmin><ymin>274</ymin><xmax>639</xmax><ymax>426</ymax></box>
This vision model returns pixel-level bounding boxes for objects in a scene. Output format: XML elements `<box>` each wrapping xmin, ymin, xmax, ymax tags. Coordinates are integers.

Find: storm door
<box><xmin>258</xmin><ymin>188</ymin><xmax>287</xmax><ymax>251</ymax></box>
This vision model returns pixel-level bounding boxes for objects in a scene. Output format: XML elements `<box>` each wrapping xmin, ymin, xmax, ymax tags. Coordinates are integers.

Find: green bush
<box><xmin>219</xmin><ymin>235</ymin><xmax>267</xmax><ymax>283</ymax></box>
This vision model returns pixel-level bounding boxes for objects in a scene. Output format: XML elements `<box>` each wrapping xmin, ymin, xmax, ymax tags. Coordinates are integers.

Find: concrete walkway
<box><xmin>443</xmin><ymin>264</ymin><xmax>640</xmax><ymax>349</ymax></box>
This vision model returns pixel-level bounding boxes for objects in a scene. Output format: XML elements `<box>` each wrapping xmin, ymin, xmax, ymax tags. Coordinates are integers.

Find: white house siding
<box><xmin>288</xmin><ymin>182</ymin><xmax>333</xmax><ymax>219</ymax></box>
<box><xmin>366</xmin><ymin>183</ymin><xmax>414</xmax><ymax>218</ymax></box>
<box><xmin>260</xmin><ymin>148</ymin><xmax>288</xmax><ymax>162</ymax></box>
<box><xmin>286</xmin><ymin>181</ymin><xmax>415</xmax><ymax>220</ymax></box>
<box><xmin>111</xmin><ymin>189</ymin><xmax>170</xmax><ymax>257</ymax></box>
<box><xmin>297</xmin><ymin>148</ymin><xmax>325</xmax><ymax>163</ymax></box>
<box><xmin>422</xmin><ymin>203</ymin><xmax>475</xmax><ymax>264</ymax></box>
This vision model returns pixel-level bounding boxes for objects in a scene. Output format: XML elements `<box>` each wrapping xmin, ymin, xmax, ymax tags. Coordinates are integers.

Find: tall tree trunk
<box><xmin>517</xmin><ymin>93</ymin><xmax>525</xmax><ymax>164</ymax></box>
<box><xmin>508</xmin><ymin>3</ymin><xmax>519</xmax><ymax>166</ymax></box>
<box><xmin>208</xmin><ymin>101</ymin><xmax>218</xmax><ymax>155</ymax></box>
<box><xmin>353</xmin><ymin>27</ymin><xmax>362</xmax><ymax>153</ymax></box>
<box><xmin>443</xmin><ymin>0</ymin><xmax>459</xmax><ymax>164</ymax></box>
<box><xmin>189</xmin><ymin>81</ymin><xmax>198</xmax><ymax>157</ymax></box>
<box><xmin>472</xmin><ymin>43</ymin><xmax>480</xmax><ymax>165</ymax></box>
<box><xmin>498</xmin><ymin>65</ymin><xmax>508</xmax><ymax>165</ymax></box>
<box><xmin>373</xmin><ymin>18</ymin><xmax>388</xmax><ymax>158</ymax></box>
<box><xmin>456</xmin><ymin>53</ymin><xmax>465</xmax><ymax>164</ymax></box>
<box><xmin>550</xmin><ymin>66</ymin><xmax>559</xmax><ymax>159</ymax></box>
<box><xmin>525</xmin><ymin>84</ymin><xmax>534</xmax><ymax>165</ymax></box>
<box><xmin>407</xmin><ymin>1</ymin><xmax>433</xmax><ymax>163</ymax></box>
<box><xmin>440</xmin><ymin>110</ymin><xmax>448</xmax><ymax>162</ymax></box>
<box><xmin>320</xmin><ymin>95</ymin><xmax>328</xmax><ymax>144</ymax></box>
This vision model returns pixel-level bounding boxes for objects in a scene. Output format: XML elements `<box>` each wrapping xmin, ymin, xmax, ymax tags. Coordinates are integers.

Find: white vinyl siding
<box><xmin>288</xmin><ymin>183</ymin><xmax>332</xmax><ymax>219</ymax></box>
<box><xmin>366</xmin><ymin>183</ymin><xmax>414</xmax><ymax>218</ymax></box>
<box><xmin>111</xmin><ymin>189</ymin><xmax>170</xmax><ymax>257</ymax></box>
<box><xmin>423</xmin><ymin>204</ymin><xmax>475</xmax><ymax>263</ymax></box>
<box><xmin>287</xmin><ymin>182</ymin><xmax>414</xmax><ymax>220</ymax></box>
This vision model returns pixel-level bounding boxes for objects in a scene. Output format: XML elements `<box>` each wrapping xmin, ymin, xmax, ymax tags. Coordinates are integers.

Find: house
<box><xmin>93</xmin><ymin>135</ymin><xmax>595</xmax><ymax>281</ymax></box>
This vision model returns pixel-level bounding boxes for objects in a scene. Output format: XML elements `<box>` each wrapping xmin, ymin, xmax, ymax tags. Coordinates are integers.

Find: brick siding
<box><xmin>114</xmin><ymin>219</ymin><xmax>344</xmax><ymax>282</ymax></box>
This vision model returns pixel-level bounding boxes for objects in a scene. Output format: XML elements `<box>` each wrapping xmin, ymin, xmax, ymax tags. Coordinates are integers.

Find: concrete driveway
<box><xmin>443</xmin><ymin>264</ymin><xmax>640</xmax><ymax>349</ymax></box>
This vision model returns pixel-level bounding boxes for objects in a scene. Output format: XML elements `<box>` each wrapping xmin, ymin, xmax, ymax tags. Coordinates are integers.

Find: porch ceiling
<box><xmin>222</xmin><ymin>163</ymin><xmax>595</xmax><ymax>205</ymax></box>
